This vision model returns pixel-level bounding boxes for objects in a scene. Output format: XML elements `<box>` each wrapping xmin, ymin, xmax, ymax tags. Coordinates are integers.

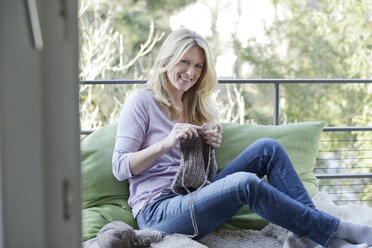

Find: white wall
<box><xmin>0</xmin><ymin>0</ymin><xmax>81</xmax><ymax>247</ymax></box>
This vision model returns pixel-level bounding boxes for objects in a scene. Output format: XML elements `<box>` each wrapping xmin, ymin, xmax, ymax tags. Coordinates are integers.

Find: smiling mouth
<box><xmin>180</xmin><ymin>76</ymin><xmax>192</xmax><ymax>82</ymax></box>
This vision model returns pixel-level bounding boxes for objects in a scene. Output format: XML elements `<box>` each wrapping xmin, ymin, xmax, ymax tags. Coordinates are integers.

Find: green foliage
<box><xmin>237</xmin><ymin>0</ymin><xmax>372</xmax><ymax>206</ymax></box>
<box><xmin>108</xmin><ymin>0</ymin><xmax>197</xmax><ymax>78</ymax></box>
<box><xmin>239</xmin><ymin>0</ymin><xmax>372</xmax><ymax>128</ymax></box>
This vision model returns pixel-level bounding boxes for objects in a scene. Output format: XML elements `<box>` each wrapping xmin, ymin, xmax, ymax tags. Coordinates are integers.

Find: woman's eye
<box><xmin>181</xmin><ymin>60</ymin><xmax>189</xmax><ymax>65</ymax></box>
<box><xmin>195</xmin><ymin>64</ymin><xmax>203</xmax><ymax>69</ymax></box>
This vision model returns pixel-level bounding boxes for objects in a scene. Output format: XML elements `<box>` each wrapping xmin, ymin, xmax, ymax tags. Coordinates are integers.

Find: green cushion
<box><xmin>81</xmin><ymin>121</ymin><xmax>323</xmax><ymax>239</ymax></box>
<box><xmin>216</xmin><ymin>121</ymin><xmax>324</xmax><ymax>230</ymax></box>
<box><xmin>82</xmin><ymin>200</ymin><xmax>138</xmax><ymax>241</ymax></box>
<box><xmin>81</xmin><ymin>122</ymin><xmax>137</xmax><ymax>241</ymax></box>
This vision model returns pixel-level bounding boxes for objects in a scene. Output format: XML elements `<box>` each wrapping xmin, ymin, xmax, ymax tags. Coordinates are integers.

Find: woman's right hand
<box><xmin>162</xmin><ymin>123</ymin><xmax>202</xmax><ymax>150</ymax></box>
<box><xmin>129</xmin><ymin>123</ymin><xmax>201</xmax><ymax>176</ymax></box>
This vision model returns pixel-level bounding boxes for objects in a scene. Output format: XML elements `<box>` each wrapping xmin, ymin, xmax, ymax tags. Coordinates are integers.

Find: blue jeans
<box><xmin>136</xmin><ymin>138</ymin><xmax>340</xmax><ymax>246</ymax></box>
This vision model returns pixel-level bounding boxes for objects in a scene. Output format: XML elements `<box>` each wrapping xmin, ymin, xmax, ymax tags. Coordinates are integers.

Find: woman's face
<box><xmin>166</xmin><ymin>46</ymin><xmax>205</xmax><ymax>95</ymax></box>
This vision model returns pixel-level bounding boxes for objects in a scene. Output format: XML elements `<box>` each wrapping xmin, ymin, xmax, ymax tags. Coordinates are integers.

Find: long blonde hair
<box><xmin>146</xmin><ymin>28</ymin><xmax>219</xmax><ymax>125</ymax></box>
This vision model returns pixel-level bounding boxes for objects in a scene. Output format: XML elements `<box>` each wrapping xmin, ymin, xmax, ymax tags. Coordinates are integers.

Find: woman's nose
<box><xmin>186</xmin><ymin>67</ymin><xmax>194</xmax><ymax>77</ymax></box>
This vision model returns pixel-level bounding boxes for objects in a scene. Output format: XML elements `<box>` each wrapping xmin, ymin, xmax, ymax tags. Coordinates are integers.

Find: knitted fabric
<box><xmin>170</xmin><ymin>124</ymin><xmax>219</xmax><ymax>238</ymax></box>
<box><xmin>171</xmin><ymin>125</ymin><xmax>217</xmax><ymax>195</ymax></box>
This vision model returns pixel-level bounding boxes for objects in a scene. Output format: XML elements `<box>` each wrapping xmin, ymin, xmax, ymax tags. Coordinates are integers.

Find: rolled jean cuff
<box><xmin>310</xmin><ymin>213</ymin><xmax>340</xmax><ymax>247</ymax></box>
<box><xmin>324</xmin><ymin>217</ymin><xmax>340</xmax><ymax>247</ymax></box>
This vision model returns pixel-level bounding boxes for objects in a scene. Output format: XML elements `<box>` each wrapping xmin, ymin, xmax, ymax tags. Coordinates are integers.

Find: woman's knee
<box><xmin>224</xmin><ymin>172</ymin><xmax>263</xmax><ymax>204</ymax></box>
<box><xmin>250</xmin><ymin>138</ymin><xmax>285</xmax><ymax>154</ymax></box>
<box><xmin>254</xmin><ymin>138</ymin><xmax>282</xmax><ymax>148</ymax></box>
<box><xmin>225</xmin><ymin>172</ymin><xmax>262</xmax><ymax>189</ymax></box>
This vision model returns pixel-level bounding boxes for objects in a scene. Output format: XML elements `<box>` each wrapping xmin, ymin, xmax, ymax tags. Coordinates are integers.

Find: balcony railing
<box><xmin>80</xmin><ymin>79</ymin><xmax>372</xmax><ymax>205</ymax></box>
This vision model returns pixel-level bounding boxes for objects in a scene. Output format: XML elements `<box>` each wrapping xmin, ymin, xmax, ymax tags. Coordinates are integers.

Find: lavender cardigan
<box><xmin>112</xmin><ymin>88</ymin><xmax>181</xmax><ymax>218</ymax></box>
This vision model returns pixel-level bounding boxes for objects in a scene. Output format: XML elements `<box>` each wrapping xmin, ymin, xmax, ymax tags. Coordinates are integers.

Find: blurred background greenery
<box><xmin>79</xmin><ymin>0</ymin><xmax>372</xmax><ymax>205</ymax></box>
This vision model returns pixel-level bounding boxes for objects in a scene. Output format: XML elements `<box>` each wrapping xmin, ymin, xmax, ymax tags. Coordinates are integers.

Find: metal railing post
<box><xmin>274</xmin><ymin>82</ymin><xmax>280</xmax><ymax>125</ymax></box>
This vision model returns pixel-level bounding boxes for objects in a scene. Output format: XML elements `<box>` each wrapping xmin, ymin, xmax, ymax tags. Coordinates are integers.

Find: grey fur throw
<box><xmin>171</xmin><ymin>125</ymin><xmax>217</xmax><ymax>195</ymax></box>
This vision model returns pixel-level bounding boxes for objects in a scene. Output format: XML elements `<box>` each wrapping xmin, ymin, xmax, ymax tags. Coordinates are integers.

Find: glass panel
<box><xmin>280</xmin><ymin>83</ymin><xmax>372</xmax><ymax>127</ymax></box>
<box><xmin>79</xmin><ymin>84</ymin><xmax>141</xmax><ymax>130</ymax></box>
<box><xmin>216</xmin><ymin>83</ymin><xmax>274</xmax><ymax>125</ymax></box>
<box><xmin>316</xmin><ymin>131</ymin><xmax>372</xmax><ymax>207</ymax></box>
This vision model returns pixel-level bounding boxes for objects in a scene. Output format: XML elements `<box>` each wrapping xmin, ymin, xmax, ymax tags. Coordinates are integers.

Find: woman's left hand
<box><xmin>202</xmin><ymin>123</ymin><xmax>223</xmax><ymax>149</ymax></box>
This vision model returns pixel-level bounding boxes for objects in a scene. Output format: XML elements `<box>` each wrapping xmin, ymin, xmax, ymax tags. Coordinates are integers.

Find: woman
<box><xmin>112</xmin><ymin>28</ymin><xmax>372</xmax><ymax>247</ymax></box>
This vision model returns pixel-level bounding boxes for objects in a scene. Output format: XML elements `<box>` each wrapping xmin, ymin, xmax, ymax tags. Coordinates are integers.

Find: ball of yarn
<box><xmin>135</xmin><ymin>228</ymin><xmax>163</xmax><ymax>247</ymax></box>
<box><xmin>97</xmin><ymin>221</ymin><xmax>136</xmax><ymax>248</ymax></box>
<box><xmin>97</xmin><ymin>221</ymin><xmax>164</xmax><ymax>248</ymax></box>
